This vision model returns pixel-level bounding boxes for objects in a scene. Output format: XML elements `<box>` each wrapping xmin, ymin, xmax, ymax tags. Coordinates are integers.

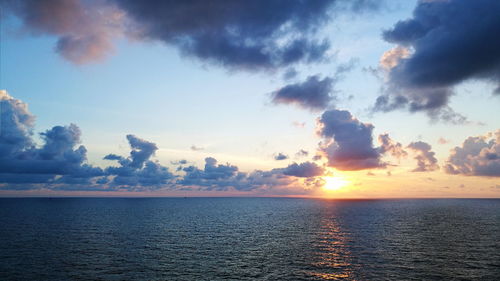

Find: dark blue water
<box><xmin>0</xmin><ymin>198</ymin><xmax>499</xmax><ymax>280</ymax></box>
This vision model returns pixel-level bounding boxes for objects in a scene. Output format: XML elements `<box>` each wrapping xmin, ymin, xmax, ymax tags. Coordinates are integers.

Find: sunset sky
<box><xmin>1</xmin><ymin>0</ymin><xmax>499</xmax><ymax>198</ymax></box>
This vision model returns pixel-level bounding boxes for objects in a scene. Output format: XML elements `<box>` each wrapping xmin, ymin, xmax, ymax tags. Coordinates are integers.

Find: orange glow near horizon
<box><xmin>322</xmin><ymin>175</ymin><xmax>350</xmax><ymax>192</ymax></box>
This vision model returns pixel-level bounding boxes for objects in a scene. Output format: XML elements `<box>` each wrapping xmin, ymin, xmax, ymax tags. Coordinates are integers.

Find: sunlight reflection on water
<box><xmin>306</xmin><ymin>218</ymin><xmax>355</xmax><ymax>280</ymax></box>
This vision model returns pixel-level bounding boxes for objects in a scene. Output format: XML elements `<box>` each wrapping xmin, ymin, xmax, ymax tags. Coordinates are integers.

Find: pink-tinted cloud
<box><xmin>316</xmin><ymin>109</ymin><xmax>385</xmax><ymax>171</ymax></box>
<box><xmin>407</xmin><ymin>141</ymin><xmax>439</xmax><ymax>172</ymax></box>
<box><xmin>445</xmin><ymin>130</ymin><xmax>500</xmax><ymax>177</ymax></box>
<box><xmin>4</xmin><ymin>0</ymin><xmax>125</xmax><ymax>63</ymax></box>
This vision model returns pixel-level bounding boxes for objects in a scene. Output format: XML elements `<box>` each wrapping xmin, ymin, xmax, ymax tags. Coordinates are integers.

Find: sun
<box><xmin>323</xmin><ymin>176</ymin><xmax>349</xmax><ymax>191</ymax></box>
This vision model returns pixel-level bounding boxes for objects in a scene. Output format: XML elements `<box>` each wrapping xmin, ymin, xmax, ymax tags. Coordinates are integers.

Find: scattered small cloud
<box><xmin>378</xmin><ymin>133</ymin><xmax>408</xmax><ymax>159</ymax></box>
<box><xmin>438</xmin><ymin>137</ymin><xmax>450</xmax><ymax>145</ymax></box>
<box><xmin>407</xmin><ymin>141</ymin><xmax>439</xmax><ymax>172</ymax></box>
<box><xmin>171</xmin><ymin>159</ymin><xmax>188</xmax><ymax>165</ymax></box>
<box><xmin>283</xmin><ymin>68</ymin><xmax>298</xmax><ymax>81</ymax></box>
<box><xmin>273</xmin><ymin>153</ymin><xmax>289</xmax><ymax>161</ymax></box>
<box><xmin>292</xmin><ymin>121</ymin><xmax>306</xmax><ymax>128</ymax></box>
<box><xmin>190</xmin><ymin>145</ymin><xmax>204</xmax><ymax>151</ymax></box>
<box><xmin>295</xmin><ymin>149</ymin><xmax>309</xmax><ymax>158</ymax></box>
<box><xmin>281</xmin><ymin>162</ymin><xmax>324</xmax><ymax>178</ymax></box>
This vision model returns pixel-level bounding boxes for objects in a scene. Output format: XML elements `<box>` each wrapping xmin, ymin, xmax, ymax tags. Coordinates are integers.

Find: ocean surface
<box><xmin>0</xmin><ymin>198</ymin><xmax>499</xmax><ymax>280</ymax></box>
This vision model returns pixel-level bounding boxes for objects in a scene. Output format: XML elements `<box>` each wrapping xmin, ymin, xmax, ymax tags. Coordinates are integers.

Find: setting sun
<box><xmin>323</xmin><ymin>176</ymin><xmax>349</xmax><ymax>191</ymax></box>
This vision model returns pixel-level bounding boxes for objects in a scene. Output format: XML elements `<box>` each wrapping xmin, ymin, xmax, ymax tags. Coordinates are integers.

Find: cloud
<box><xmin>0</xmin><ymin>91</ymin><xmax>331</xmax><ymax>194</ymax></box>
<box><xmin>178</xmin><ymin>157</ymin><xmax>245</xmax><ymax>190</ymax></box>
<box><xmin>114</xmin><ymin>0</ymin><xmax>380</xmax><ymax>71</ymax></box>
<box><xmin>182</xmin><ymin>157</ymin><xmax>238</xmax><ymax>181</ymax></box>
<box><xmin>438</xmin><ymin>137</ymin><xmax>450</xmax><ymax>145</ymax></box>
<box><xmin>379</xmin><ymin>46</ymin><xmax>410</xmax><ymax>70</ymax></box>
<box><xmin>4</xmin><ymin>0</ymin><xmax>382</xmax><ymax>69</ymax></box>
<box><xmin>126</xmin><ymin>135</ymin><xmax>158</xmax><ymax>168</ymax></box>
<box><xmin>295</xmin><ymin>149</ymin><xmax>309</xmax><ymax>158</ymax></box>
<box><xmin>178</xmin><ymin>157</ymin><xmax>323</xmax><ymax>192</ymax></box>
<box><xmin>281</xmin><ymin>162</ymin><xmax>324</xmax><ymax>178</ymax></box>
<box><xmin>316</xmin><ymin>109</ymin><xmax>385</xmax><ymax>170</ymax></box>
<box><xmin>0</xmin><ymin>90</ymin><xmax>103</xmax><ymax>184</ymax></box>
<box><xmin>373</xmin><ymin>93</ymin><xmax>472</xmax><ymax>124</ymax></box>
<box><xmin>171</xmin><ymin>159</ymin><xmax>188</xmax><ymax>165</ymax></box>
<box><xmin>377</xmin><ymin>0</ymin><xmax>500</xmax><ymax>115</ymax></box>
<box><xmin>273</xmin><ymin>153</ymin><xmax>289</xmax><ymax>161</ymax></box>
<box><xmin>283</xmin><ymin>68</ymin><xmax>299</xmax><ymax>81</ymax></box>
<box><xmin>407</xmin><ymin>141</ymin><xmax>439</xmax><ymax>172</ymax></box>
<box><xmin>271</xmin><ymin>75</ymin><xmax>334</xmax><ymax>110</ymax></box>
<box><xmin>3</xmin><ymin>0</ymin><xmax>124</xmax><ymax>64</ymax></box>
<box><xmin>378</xmin><ymin>133</ymin><xmax>407</xmax><ymax>159</ymax></box>
<box><xmin>190</xmin><ymin>145</ymin><xmax>204</xmax><ymax>151</ymax></box>
<box><xmin>118</xmin><ymin>0</ymin><xmax>331</xmax><ymax>70</ymax></box>
<box><xmin>103</xmin><ymin>135</ymin><xmax>174</xmax><ymax>188</ymax></box>
<box><xmin>445</xmin><ymin>130</ymin><xmax>500</xmax><ymax>177</ymax></box>
<box><xmin>292</xmin><ymin>121</ymin><xmax>306</xmax><ymax>128</ymax></box>
<box><xmin>0</xmin><ymin>90</ymin><xmax>35</xmax><ymax>156</ymax></box>
<box><xmin>271</xmin><ymin>60</ymin><xmax>356</xmax><ymax>111</ymax></box>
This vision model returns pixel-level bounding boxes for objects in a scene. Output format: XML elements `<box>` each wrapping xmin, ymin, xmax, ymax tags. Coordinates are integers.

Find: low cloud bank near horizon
<box><xmin>0</xmin><ymin>91</ymin><xmax>496</xmax><ymax>194</ymax></box>
<box><xmin>0</xmin><ymin>91</ymin><xmax>326</xmax><ymax>194</ymax></box>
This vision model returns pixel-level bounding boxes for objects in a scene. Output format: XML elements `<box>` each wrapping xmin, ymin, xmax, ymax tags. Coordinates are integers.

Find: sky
<box><xmin>0</xmin><ymin>0</ymin><xmax>499</xmax><ymax>198</ymax></box>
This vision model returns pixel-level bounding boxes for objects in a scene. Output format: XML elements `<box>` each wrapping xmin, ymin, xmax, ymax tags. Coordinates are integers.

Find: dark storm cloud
<box><xmin>445</xmin><ymin>130</ymin><xmax>500</xmax><ymax>177</ymax></box>
<box><xmin>271</xmin><ymin>75</ymin><xmax>334</xmax><ymax>110</ymax></box>
<box><xmin>274</xmin><ymin>153</ymin><xmax>289</xmax><ymax>161</ymax></box>
<box><xmin>407</xmin><ymin>141</ymin><xmax>439</xmax><ymax>172</ymax></box>
<box><xmin>377</xmin><ymin>0</ymin><xmax>500</xmax><ymax>115</ymax></box>
<box><xmin>317</xmin><ymin>109</ymin><xmax>385</xmax><ymax>170</ymax></box>
<box><xmin>114</xmin><ymin>0</ymin><xmax>378</xmax><ymax>70</ymax></box>
<box><xmin>3</xmin><ymin>0</ymin><xmax>382</xmax><ymax>69</ymax></box>
<box><xmin>0</xmin><ymin>91</ymin><xmax>103</xmax><ymax>184</ymax></box>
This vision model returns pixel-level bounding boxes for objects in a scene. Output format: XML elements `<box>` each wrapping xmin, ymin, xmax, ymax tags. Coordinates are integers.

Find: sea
<box><xmin>0</xmin><ymin>198</ymin><xmax>499</xmax><ymax>280</ymax></box>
